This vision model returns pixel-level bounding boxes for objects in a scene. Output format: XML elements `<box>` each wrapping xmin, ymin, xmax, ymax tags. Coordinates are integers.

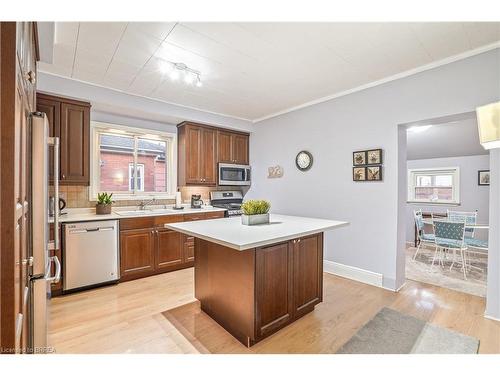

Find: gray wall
<box><xmin>406</xmin><ymin>155</ymin><xmax>490</xmax><ymax>242</ymax></box>
<box><xmin>247</xmin><ymin>49</ymin><xmax>500</xmax><ymax>291</ymax></box>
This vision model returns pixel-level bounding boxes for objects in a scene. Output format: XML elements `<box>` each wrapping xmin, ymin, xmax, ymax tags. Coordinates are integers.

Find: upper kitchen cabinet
<box><xmin>36</xmin><ymin>93</ymin><xmax>91</xmax><ymax>185</ymax></box>
<box><xmin>217</xmin><ymin>130</ymin><xmax>249</xmax><ymax>165</ymax></box>
<box><xmin>178</xmin><ymin>121</ymin><xmax>250</xmax><ymax>187</ymax></box>
<box><xmin>177</xmin><ymin>122</ymin><xmax>217</xmax><ymax>186</ymax></box>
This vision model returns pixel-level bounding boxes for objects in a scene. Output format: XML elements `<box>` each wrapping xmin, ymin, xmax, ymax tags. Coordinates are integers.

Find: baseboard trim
<box><xmin>324</xmin><ymin>260</ymin><xmax>383</xmax><ymax>288</ymax></box>
<box><xmin>484</xmin><ymin>314</ymin><xmax>500</xmax><ymax>322</ymax></box>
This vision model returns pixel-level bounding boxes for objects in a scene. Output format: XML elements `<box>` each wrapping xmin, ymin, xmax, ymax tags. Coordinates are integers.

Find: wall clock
<box><xmin>295</xmin><ymin>150</ymin><xmax>313</xmax><ymax>171</ymax></box>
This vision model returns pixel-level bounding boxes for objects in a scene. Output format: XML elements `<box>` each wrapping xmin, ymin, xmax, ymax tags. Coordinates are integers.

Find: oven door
<box><xmin>218</xmin><ymin>163</ymin><xmax>251</xmax><ymax>186</ymax></box>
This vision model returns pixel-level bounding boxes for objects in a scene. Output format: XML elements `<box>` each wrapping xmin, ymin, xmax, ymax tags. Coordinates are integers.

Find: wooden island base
<box><xmin>194</xmin><ymin>233</ymin><xmax>323</xmax><ymax>346</ymax></box>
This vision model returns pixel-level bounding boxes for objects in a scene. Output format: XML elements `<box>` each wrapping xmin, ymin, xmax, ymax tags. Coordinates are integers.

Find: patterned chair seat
<box><xmin>435</xmin><ymin>238</ymin><xmax>466</xmax><ymax>249</ymax></box>
<box><xmin>465</xmin><ymin>238</ymin><xmax>488</xmax><ymax>249</ymax></box>
<box><xmin>420</xmin><ymin>233</ymin><xmax>435</xmax><ymax>242</ymax></box>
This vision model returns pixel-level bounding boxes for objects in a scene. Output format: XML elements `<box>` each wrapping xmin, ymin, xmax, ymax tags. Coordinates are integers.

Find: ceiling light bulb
<box><xmin>169</xmin><ymin>69</ymin><xmax>180</xmax><ymax>81</ymax></box>
<box><xmin>196</xmin><ymin>76</ymin><xmax>202</xmax><ymax>87</ymax></box>
<box><xmin>159</xmin><ymin>61</ymin><xmax>172</xmax><ymax>75</ymax></box>
<box><xmin>184</xmin><ymin>72</ymin><xmax>194</xmax><ymax>84</ymax></box>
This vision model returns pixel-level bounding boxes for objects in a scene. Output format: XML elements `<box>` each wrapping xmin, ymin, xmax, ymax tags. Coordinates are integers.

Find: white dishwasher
<box><xmin>63</xmin><ymin>220</ymin><xmax>120</xmax><ymax>292</ymax></box>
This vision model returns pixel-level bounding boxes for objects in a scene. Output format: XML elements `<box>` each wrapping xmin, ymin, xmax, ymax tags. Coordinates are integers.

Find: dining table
<box><xmin>421</xmin><ymin>219</ymin><xmax>489</xmax><ymax>229</ymax></box>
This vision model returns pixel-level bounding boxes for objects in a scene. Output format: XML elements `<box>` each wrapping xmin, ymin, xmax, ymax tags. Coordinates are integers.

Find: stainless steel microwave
<box><xmin>218</xmin><ymin>163</ymin><xmax>251</xmax><ymax>186</ymax></box>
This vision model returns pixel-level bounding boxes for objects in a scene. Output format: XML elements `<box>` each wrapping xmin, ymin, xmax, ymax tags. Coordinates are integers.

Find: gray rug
<box><xmin>337</xmin><ymin>308</ymin><xmax>479</xmax><ymax>354</ymax></box>
<box><xmin>406</xmin><ymin>247</ymin><xmax>487</xmax><ymax>297</ymax></box>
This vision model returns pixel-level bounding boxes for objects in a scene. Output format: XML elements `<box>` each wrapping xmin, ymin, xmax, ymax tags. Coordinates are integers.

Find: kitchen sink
<box><xmin>114</xmin><ymin>209</ymin><xmax>155</xmax><ymax>216</ymax></box>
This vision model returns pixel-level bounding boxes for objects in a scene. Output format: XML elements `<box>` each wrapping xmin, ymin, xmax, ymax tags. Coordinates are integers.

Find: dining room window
<box><xmin>408</xmin><ymin>167</ymin><xmax>460</xmax><ymax>204</ymax></box>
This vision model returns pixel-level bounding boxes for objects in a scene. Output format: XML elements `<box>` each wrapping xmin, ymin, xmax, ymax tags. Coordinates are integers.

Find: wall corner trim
<box><xmin>324</xmin><ymin>260</ymin><xmax>384</xmax><ymax>289</ymax></box>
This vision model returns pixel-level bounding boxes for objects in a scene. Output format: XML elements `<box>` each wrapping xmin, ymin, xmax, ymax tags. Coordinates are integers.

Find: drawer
<box><xmin>120</xmin><ymin>216</ymin><xmax>155</xmax><ymax>230</ymax></box>
<box><xmin>184</xmin><ymin>213</ymin><xmax>206</xmax><ymax>221</ymax></box>
<box><xmin>154</xmin><ymin>214</ymin><xmax>184</xmax><ymax>227</ymax></box>
<box><xmin>205</xmin><ymin>211</ymin><xmax>225</xmax><ymax>220</ymax></box>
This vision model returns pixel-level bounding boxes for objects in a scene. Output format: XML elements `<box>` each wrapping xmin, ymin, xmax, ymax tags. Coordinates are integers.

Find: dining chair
<box><xmin>447</xmin><ymin>210</ymin><xmax>477</xmax><ymax>238</ymax></box>
<box><xmin>432</xmin><ymin>219</ymin><xmax>468</xmax><ymax>279</ymax></box>
<box><xmin>413</xmin><ymin>209</ymin><xmax>435</xmax><ymax>260</ymax></box>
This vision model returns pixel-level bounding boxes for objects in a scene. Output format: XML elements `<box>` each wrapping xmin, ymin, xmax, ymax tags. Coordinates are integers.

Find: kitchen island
<box><xmin>166</xmin><ymin>214</ymin><xmax>348</xmax><ymax>346</ymax></box>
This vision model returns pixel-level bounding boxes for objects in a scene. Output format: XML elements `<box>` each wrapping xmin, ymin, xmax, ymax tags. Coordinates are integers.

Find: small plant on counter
<box><xmin>241</xmin><ymin>200</ymin><xmax>271</xmax><ymax>225</ymax></box>
<box><xmin>96</xmin><ymin>192</ymin><xmax>114</xmax><ymax>215</ymax></box>
<box><xmin>241</xmin><ymin>200</ymin><xmax>271</xmax><ymax>215</ymax></box>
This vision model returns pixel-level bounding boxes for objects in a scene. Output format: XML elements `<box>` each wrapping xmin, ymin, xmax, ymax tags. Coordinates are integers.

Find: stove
<box><xmin>210</xmin><ymin>190</ymin><xmax>243</xmax><ymax>217</ymax></box>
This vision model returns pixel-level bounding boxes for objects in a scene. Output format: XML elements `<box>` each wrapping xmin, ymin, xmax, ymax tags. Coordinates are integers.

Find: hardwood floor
<box><xmin>48</xmin><ymin>268</ymin><xmax>500</xmax><ymax>354</ymax></box>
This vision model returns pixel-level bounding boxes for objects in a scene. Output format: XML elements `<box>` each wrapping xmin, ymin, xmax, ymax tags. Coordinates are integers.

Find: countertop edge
<box><xmin>50</xmin><ymin>207</ymin><xmax>227</xmax><ymax>224</ymax></box>
<box><xmin>165</xmin><ymin>221</ymin><xmax>349</xmax><ymax>251</ymax></box>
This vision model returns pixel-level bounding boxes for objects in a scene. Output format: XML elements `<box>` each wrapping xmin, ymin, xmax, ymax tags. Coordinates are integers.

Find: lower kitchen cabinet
<box><xmin>292</xmin><ymin>234</ymin><xmax>323</xmax><ymax>318</ymax></box>
<box><xmin>183</xmin><ymin>236</ymin><xmax>195</xmax><ymax>263</ymax></box>
<box><xmin>119</xmin><ymin>211</ymin><xmax>225</xmax><ymax>282</ymax></box>
<box><xmin>255</xmin><ymin>241</ymin><xmax>293</xmax><ymax>338</ymax></box>
<box><xmin>120</xmin><ymin>228</ymin><xmax>156</xmax><ymax>280</ymax></box>
<box><xmin>156</xmin><ymin>228</ymin><xmax>184</xmax><ymax>270</ymax></box>
<box><xmin>254</xmin><ymin>233</ymin><xmax>323</xmax><ymax>339</ymax></box>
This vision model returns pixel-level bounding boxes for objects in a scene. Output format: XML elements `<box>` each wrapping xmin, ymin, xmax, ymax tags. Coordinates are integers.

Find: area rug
<box><xmin>336</xmin><ymin>307</ymin><xmax>479</xmax><ymax>354</ymax></box>
<box><xmin>406</xmin><ymin>246</ymin><xmax>487</xmax><ymax>297</ymax></box>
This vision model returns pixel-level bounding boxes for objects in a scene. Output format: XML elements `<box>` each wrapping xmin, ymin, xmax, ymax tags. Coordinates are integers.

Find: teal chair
<box><xmin>433</xmin><ymin>220</ymin><xmax>468</xmax><ymax>279</ymax></box>
<box><xmin>447</xmin><ymin>210</ymin><xmax>477</xmax><ymax>238</ymax></box>
<box><xmin>413</xmin><ymin>209</ymin><xmax>435</xmax><ymax>260</ymax></box>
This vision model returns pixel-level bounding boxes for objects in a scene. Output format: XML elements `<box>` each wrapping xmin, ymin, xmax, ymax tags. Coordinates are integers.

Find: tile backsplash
<box><xmin>50</xmin><ymin>185</ymin><xmax>175</xmax><ymax>208</ymax></box>
<box><xmin>50</xmin><ymin>185</ymin><xmax>247</xmax><ymax>209</ymax></box>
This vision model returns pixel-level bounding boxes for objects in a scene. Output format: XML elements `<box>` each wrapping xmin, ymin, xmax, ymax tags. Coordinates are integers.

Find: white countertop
<box><xmin>50</xmin><ymin>205</ymin><xmax>226</xmax><ymax>223</ymax></box>
<box><xmin>165</xmin><ymin>214</ymin><xmax>348</xmax><ymax>250</ymax></box>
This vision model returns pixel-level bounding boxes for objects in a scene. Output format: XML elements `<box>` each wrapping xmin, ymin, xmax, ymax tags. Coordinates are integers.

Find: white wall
<box><xmin>247</xmin><ymin>48</ymin><xmax>500</xmax><ymax>291</ymax></box>
<box><xmin>406</xmin><ymin>155</ymin><xmax>490</xmax><ymax>242</ymax></box>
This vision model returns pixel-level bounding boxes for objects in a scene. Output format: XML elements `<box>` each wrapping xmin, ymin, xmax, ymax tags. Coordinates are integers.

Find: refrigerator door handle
<box><xmin>47</xmin><ymin>256</ymin><xmax>61</xmax><ymax>284</ymax></box>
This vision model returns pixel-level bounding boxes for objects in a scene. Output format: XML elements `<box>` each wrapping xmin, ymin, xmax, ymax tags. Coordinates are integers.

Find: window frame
<box><xmin>407</xmin><ymin>167</ymin><xmax>460</xmax><ymax>205</ymax></box>
<box><xmin>90</xmin><ymin>121</ymin><xmax>177</xmax><ymax>201</ymax></box>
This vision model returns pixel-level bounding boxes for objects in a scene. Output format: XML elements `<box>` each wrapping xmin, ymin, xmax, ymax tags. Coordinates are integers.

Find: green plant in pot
<box><xmin>96</xmin><ymin>192</ymin><xmax>114</xmax><ymax>215</ymax></box>
<box><xmin>241</xmin><ymin>200</ymin><xmax>271</xmax><ymax>225</ymax></box>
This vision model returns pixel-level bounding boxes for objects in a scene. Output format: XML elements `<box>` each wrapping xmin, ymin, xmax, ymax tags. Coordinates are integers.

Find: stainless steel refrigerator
<box><xmin>29</xmin><ymin>112</ymin><xmax>61</xmax><ymax>352</ymax></box>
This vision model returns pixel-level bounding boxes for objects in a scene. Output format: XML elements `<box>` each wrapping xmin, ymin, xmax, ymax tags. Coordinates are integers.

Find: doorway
<box><xmin>398</xmin><ymin>112</ymin><xmax>490</xmax><ymax>297</ymax></box>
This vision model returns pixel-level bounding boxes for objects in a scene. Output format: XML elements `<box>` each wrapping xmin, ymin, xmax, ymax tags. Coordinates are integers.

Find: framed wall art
<box><xmin>353</xmin><ymin>151</ymin><xmax>367</xmax><ymax>166</ymax></box>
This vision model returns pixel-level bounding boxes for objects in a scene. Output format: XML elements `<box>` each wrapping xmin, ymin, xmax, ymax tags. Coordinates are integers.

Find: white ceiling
<box><xmin>38</xmin><ymin>22</ymin><xmax>500</xmax><ymax>121</ymax></box>
<box><xmin>406</xmin><ymin>117</ymin><xmax>488</xmax><ymax>160</ymax></box>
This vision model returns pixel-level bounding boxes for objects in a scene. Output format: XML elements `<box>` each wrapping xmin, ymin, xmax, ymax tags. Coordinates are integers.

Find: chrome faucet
<box><xmin>138</xmin><ymin>198</ymin><xmax>156</xmax><ymax>210</ymax></box>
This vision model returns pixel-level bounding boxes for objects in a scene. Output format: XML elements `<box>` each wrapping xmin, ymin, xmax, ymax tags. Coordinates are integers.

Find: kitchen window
<box><xmin>407</xmin><ymin>167</ymin><xmax>460</xmax><ymax>205</ymax></box>
<box><xmin>90</xmin><ymin>121</ymin><xmax>177</xmax><ymax>200</ymax></box>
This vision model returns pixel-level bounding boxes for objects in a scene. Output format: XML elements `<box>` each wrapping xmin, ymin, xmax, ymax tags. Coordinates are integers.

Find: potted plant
<box><xmin>241</xmin><ymin>200</ymin><xmax>271</xmax><ymax>225</ymax></box>
<box><xmin>96</xmin><ymin>192</ymin><xmax>114</xmax><ymax>215</ymax></box>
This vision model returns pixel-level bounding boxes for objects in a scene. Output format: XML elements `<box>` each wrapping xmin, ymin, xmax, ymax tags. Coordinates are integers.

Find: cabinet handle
<box><xmin>61</xmin><ymin>174</ymin><xmax>65</xmax><ymax>179</ymax></box>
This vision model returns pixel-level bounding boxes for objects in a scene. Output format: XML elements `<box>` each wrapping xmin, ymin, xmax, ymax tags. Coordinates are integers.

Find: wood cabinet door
<box><xmin>183</xmin><ymin>235</ymin><xmax>195</xmax><ymax>263</ymax></box>
<box><xmin>217</xmin><ymin>131</ymin><xmax>233</xmax><ymax>163</ymax></box>
<box><xmin>292</xmin><ymin>234</ymin><xmax>323</xmax><ymax>319</ymax></box>
<box><xmin>255</xmin><ymin>242</ymin><xmax>293</xmax><ymax>338</ymax></box>
<box><xmin>155</xmin><ymin>229</ymin><xmax>183</xmax><ymax>270</ymax></box>
<box><xmin>120</xmin><ymin>229</ymin><xmax>155</xmax><ymax>280</ymax></box>
<box><xmin>36</xmin><ymin>96</ymin><xmax>60</xmax><ymax>182</ymax></box>
<box><xmin>232</xmin><ymin>134</ymin><xmax>249</xmax><ymax>164</ymax></box>
<box><xmin>59</xmin><ymin>102</ymin><xmax>90</xmax><ymax>185</ymax></box>
<box><xmin>185</xmin><ymin>125</ymin><xmax>202</xmax><ymax>184</ymax></box>
<box><xmin>201</xmin><ymin>128</ymin><xmax>217</xmax><ymax>184</ymax></box>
